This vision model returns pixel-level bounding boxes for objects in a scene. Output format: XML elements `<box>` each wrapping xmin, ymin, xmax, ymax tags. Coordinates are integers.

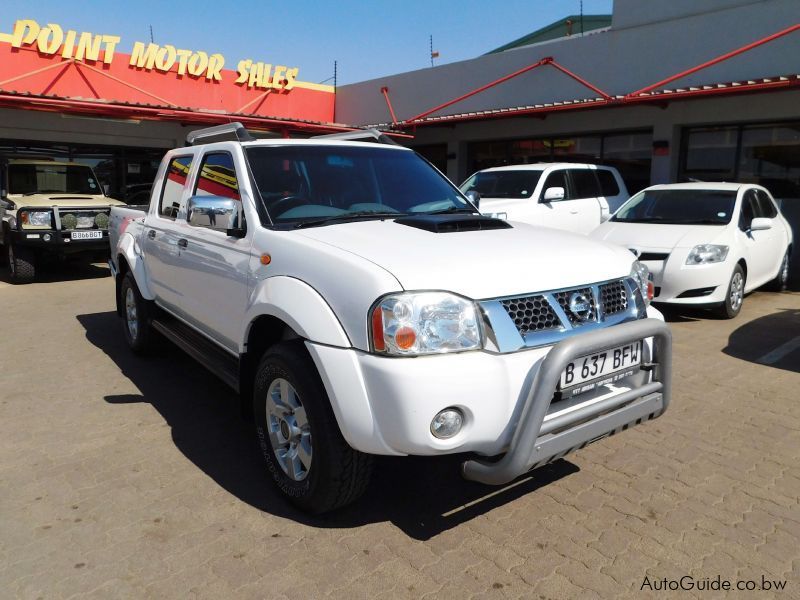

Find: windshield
<box><xmin>460</xmin><ymin>170</ymin><xmax>543</xmax><ymax>199</ymax></box>
<box><xmin>244</xmin><ymin>145</ymin><xmax>471</xmax><ymax>225</ymax></box>
<box><xmin>613</xmin><ymin>189</ymin><xmax>737</xmax><ymax>225</ymax></box>
<box><xmin>8</xmin><ymin>164</ymin><xmax>102</xmax><ymax>195</ymax></box>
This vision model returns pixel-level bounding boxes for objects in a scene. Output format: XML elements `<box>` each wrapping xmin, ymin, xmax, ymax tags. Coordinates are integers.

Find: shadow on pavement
<box><xmin>722</xmin><ymin>306</ymin><xmax>800</xmax><ymax>374</ymax></box>
<box><xmin>77</xmin><ymin>310</ymin><xmax>578</xmax><ymax>540</ymax></box>
<box><xmin>0</xmin><ymin>256</ymin><xmax>110</xmax><ymax>284</ymax></box>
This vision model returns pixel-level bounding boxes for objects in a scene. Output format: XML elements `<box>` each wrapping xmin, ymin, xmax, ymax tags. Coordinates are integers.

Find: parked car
<box><xmin>591</xmin><ymin>183</ymin><xmax>793</xmax><ymax>318</ymax></box>
<box><xmin>459</xmin><ymin>163</ymin><xmax>629</xmax><ymax>234</ymax></box>
<box><xmin>109</xmin><ymin>123</ymin><xmax>672</xmax><ymax>513</ymax></box>
<box><xmin>0</xmin><ymin>158</ymin><xmax>123</xmax><ymax>282</ymax></box>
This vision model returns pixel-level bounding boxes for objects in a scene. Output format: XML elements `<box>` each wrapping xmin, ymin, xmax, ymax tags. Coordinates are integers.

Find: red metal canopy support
<box><xmin>626</xmin><ymin>23</ymin><xmax>800</xmax><ymax>98</ymax></box>
<box><xmin>401</xmin><ymin>56</ymin><xmax>612</xmax><ymax>125</ymax></box>
<box><xmin>380</xmin><ymin>86</ymin><xmax>398</xmax><ymax>125</ymax></box>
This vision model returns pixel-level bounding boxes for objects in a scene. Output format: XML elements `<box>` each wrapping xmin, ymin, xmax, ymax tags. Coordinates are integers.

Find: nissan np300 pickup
<box><xmin>109</xmin><ymin>123</ymin><xmax>672</xmax><ymax>514</ymax></box>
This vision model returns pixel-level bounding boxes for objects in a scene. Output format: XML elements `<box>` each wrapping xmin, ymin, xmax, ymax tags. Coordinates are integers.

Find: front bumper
<box><xmin>462</xmin><ymin>317</ymin><xmax>671</xmax><ymax>485</ymax></box>
<box><xmin>644</xmin><ymin>253</ymin><xmax>732</xmax><ymax>305</ymax></box>
<box><xmin>306</xmin><ymin>313</ymin><xmax>671</xmax><ymax>484</ymax></box>
<box><xmin>8</xmin><ymin>228</ymin><xmax>111</xmax><ymax>254</ymax></box>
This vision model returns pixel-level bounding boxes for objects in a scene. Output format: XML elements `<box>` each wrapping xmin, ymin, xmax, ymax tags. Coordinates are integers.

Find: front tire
<box><xmin>120</xmin><ymin>272</ymin><xmax>153</xmax><ymax>354</ymax></box>
<box><xmin>767</xmin><ymin>249</ymin><xmax>790</xmax><ymax>291</ymax></box>
<box><xmin>7</xmin><ymin>242</ymin><xmax>36</xmax><ymax>283</ymax></box>
<box><xmin>253</xmin><ymin>341</ymin><xmax>373</xmax><ymax>514</ymax></box>
<box><xmin>714</xmin><ymin>264</ymin><xmax>745</xmax><ymax>319</ymax></box>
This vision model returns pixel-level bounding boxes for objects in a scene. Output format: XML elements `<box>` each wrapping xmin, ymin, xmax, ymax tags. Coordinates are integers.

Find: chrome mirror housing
<box><xmin>187</xmin><ymin>195</ymin><xmax>240</xmax><ymax>232</ymax></box>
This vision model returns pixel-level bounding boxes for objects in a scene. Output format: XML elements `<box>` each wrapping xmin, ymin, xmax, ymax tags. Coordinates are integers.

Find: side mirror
<box><xmin>750</xmin><ymin>217</ymin><xmax>772</xmax><ymax>231</ymax></box>
<box><xmin>187</xmin><ymin>195</ymin><xmax>243</xmax><ymax>235</ymax></box>
<box><xmin>102</xmin><ymin>184</ymin><xmax>111</xmax><ymax>196</ymax></box>
<box><xmin>542</xmin><ymin>186</ymin><xmax>565</xmax><ymax>203</ymax></box>
<box><xmin>465</xmin><ymin>190</ymin><xmax>480</xmax><ymax>209</ymax></box>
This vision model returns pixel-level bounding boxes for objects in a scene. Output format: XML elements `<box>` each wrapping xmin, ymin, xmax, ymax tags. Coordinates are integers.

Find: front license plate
<box><xmin>70</xmin><ymin>230</ymin><xmax>103</xmax><ymax>240</ymax></box>
<box><xmin>559</xmin><ymin>340</ymin><xmax>642</xmax><ymax>391</ymax></box>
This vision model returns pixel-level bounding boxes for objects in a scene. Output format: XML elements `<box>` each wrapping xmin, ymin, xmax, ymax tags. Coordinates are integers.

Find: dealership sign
<box><xmin>3</xmin><ymin>19</ymin><xmax>299</xmax><ymax>91</ymax></box>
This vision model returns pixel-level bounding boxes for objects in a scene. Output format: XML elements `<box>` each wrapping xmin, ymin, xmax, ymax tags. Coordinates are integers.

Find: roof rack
<box><xmin>186</xmin><ymin>122</ymin><xmax>256</xmax><ymax>146</ymax></box>
<box><xmin>311</xmin><ymin>128</ymin><xmax>399</xmax><ymax>146</ymax></box>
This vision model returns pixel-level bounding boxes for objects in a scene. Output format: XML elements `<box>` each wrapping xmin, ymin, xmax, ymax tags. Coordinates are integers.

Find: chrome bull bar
<box><xmin>462</xmin><ymin>318</ymin><xmax>672</xmax><ymax>486</ymax></box>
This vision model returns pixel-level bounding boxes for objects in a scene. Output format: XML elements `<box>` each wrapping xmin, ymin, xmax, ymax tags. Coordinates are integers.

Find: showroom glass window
<box><xmin>159</xmin><ymin>156</ymin><xmax>193</xmax><ymax>219</ymax></box>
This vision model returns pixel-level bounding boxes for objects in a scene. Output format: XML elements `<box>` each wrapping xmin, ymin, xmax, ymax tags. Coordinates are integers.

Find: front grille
<box><xmin>500</xmin><ymin>295</ymin><xmax>561</xmax><ymax>335</ymax></box>
<box><xmin>638</xmin><ymin>252</ymin><xmax>670</xmax><ymax>261</ymax></box>
<box><xmin>599</xmin><ymin>280</ymin><xmax>629</xmax><ymax>316</ymax></box>
<box><xmin>554</xmin><ymin>287</ymin><xmax>596</xmax><ymax>326</ymax></box>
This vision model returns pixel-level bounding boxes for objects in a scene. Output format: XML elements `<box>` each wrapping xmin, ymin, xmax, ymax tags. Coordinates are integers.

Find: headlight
<box><xmin>370</xmin><ymin>292</ymin><xmax>482</xmax><ymax>355</ymax></box>
<box><xmin>19</xmin><ymin>210</ymin><xmax>52</xmax><ymax>228</ymax></box>
<box><xmin>630</xmin><ymin>261</ymin><xmax>654</xmax><ymax>306</ymax></box>
<box><xmin>686</xmin><ymin>244</ymin><xmax>729</xmax><ymax>265</ymax></box>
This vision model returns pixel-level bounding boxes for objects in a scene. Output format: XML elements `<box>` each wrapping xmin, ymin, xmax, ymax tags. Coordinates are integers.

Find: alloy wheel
<box><xmin>265</xmin><ymin>378</ymin><xmax>312</xmax><ymax>481</ymax></box>
<box><xmin>729</xmin><ymin>271</ymin><xmax>744</xmax><ymax>311</ymax></box>
<box><xmin>125</xmin><ymin>287</ymin><xmax>139</xmax><ymax>340</ymax></box>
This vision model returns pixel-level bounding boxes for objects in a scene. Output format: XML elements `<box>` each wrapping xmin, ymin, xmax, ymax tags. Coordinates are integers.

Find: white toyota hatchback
<box><xmin>591</xmin><ymin>183</ymin><xmax>793</xmax><ymax>318</ymax></box>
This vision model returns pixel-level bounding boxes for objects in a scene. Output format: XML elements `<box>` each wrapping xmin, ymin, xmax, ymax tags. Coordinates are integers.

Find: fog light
<box><xmin>430</xmin><ymin>408</ymin><xmax>463</xmax><ymax>439</ymax></box>
<box><xmin>43</xmin><ymin>233</ymin><xmax>52</xmax><ymax>242</ymax></box>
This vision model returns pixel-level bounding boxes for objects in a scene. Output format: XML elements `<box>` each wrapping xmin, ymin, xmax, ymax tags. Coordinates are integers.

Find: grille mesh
<box><xmin>500</xmin><ymin>296</ymin><xmax>561</xmax><ymax>335</ymax></box>
<box><xmin>554</xmin><ymin>287</ymin><xmax>596</xmax><ymax>326</ymax></box>
<box><xmin>599</xmin><ymin>280</ymin><xmax>629</xmax><ymax>315</ymax></box>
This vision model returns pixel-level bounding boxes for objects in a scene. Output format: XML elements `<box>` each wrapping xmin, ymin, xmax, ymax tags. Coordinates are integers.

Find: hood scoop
<box><xmin>395</xmin><ymin>214</ymin><xmax>512</xmax><ymax>233</ymax></box>
<box><xmin>49</xmin><ymin>196</ymin><xmax>96</xmax><ymax>200</ymax></box>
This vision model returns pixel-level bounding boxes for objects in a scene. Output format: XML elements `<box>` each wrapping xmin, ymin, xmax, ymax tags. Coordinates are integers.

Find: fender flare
<box><xmin>242</xmin><ymin>276</ymin><xmax>350</xmax><ymax>350</ymax></box>
<box><xmin>117</xmin><ymin>232</ymin><xmax>155</xmax><ymax>300</ymax></box>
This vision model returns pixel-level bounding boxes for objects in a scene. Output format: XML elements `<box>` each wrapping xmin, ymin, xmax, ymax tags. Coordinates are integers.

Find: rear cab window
<box><xmin>159</xmin><ymin>155</ymin><xmax>193</xmax><ymax>219</ymax></box>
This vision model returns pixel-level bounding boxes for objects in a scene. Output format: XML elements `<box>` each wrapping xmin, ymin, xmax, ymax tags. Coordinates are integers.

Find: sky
<box><xmin>1</xmin><ymin>0</ymin><xmax>614</xmax><ymax>86</ymax></box>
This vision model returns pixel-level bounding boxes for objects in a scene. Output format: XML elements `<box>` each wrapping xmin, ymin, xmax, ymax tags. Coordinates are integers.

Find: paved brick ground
<box><xmin>1</xmin><ymin>260</ymin><xmax>798</xmax><ymax>599</ymax></box>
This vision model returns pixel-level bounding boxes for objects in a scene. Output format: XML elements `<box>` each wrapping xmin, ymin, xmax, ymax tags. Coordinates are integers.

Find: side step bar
<box><xmin>151</xmin><ymin>318</ymin><xmax>240</xmax><ymax>393</ymax></box>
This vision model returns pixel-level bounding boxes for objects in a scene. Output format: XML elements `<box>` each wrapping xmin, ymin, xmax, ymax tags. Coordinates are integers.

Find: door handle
<box><xmin>147</xmin><ymin>230</ymin><xmax>156</xmax><ymax>239</ymax></box>
<box><xmin>177</xmin><ymin>238</ymin><xmax>188</xmax><ymax>248</ymax></box>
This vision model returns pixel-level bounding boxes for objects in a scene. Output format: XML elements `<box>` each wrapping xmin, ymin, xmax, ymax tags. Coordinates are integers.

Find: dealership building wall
<box><xmin>336</xmin><ymin>0</ymin><xmax>800</xmax><ymax>192</ymax></box>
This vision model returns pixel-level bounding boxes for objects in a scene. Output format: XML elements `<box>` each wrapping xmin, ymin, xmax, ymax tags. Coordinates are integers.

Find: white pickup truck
<box><xmin>109</xmin><ymin>123</ymin><xmax>672</xmax><ymax>514</ymax></box>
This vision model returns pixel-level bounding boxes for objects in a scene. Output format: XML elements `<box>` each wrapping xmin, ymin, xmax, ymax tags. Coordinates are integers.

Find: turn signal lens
<box><xmin>371</xmin><ymin>307</ymin><xmax>385</xmax><ymax>352</ymax></box>
<box><xmin>394</xmin><ymin>326</ymin><xmax>416</xmax><ymax>350</ymax></box>
<box><xmin>19</xmin><ymin>211</ymin><xmax>29</xmax><ymax>224</ymax></box>
<box><xmin>647</xmin><ymin>280</ymin><xmax>655</xmax><ymax>302</ymax></box>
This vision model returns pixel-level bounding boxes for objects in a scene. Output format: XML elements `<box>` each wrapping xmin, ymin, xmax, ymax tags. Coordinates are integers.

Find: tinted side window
<box><xmin>755</xmin><ymin>189</ymin><xmax>778</xmax><ymax>218</ymax></box>
<box><xmin>739</xmin><ymin>190</ymin><xmax>759</xmax><ymax>230</ymax></box>
<box><xmin>541</xmin><ymin>170</ymin><xmax>569</xmax><ymax>201</ymax></box>
<box><xmin>568</xmin><ymin>169</ymin><xmax>601</xmax><ymax>200</ymax></box>
<box><xmin>596</xmin><ymin>170</ymin><xmax>620</xmax><ymax>196</ymax></box>
<box><xmin>194</xmin><ymin>152</ymin><xmax>240</xmax><ymax>200</ymax></box>
<box><xmin>160</xmin><ymin>155</ymin><xmax>192</xmax><ymax>219</ymax></box>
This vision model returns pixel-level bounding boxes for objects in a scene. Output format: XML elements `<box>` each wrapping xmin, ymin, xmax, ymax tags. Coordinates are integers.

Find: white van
<box><xmin>460</xmin><ymin>163</ymin><xmax>629</xmax><ymax>234</ymax></box>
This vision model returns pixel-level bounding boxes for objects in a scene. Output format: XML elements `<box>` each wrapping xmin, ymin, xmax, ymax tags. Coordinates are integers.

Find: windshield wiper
<box><xmin>293</xmin><ymin>211</ymin><xmax>401</xmax><ymax>229</ymax></box>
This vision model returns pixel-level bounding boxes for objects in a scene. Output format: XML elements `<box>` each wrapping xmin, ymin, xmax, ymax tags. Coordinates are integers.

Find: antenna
<box><xmin>429</xmin><ymin>35</ymin><xmax>439</xmax><ymax>67</ymax></box>
<box><xmin>580</xmin><ymin>1</ymin><xmax>584</xmax><ymax>35</ymax></box>
<box><xmin>149</xmin><ymin>25</ymin><xmax>154</xmax><ymax>43</ymax></box>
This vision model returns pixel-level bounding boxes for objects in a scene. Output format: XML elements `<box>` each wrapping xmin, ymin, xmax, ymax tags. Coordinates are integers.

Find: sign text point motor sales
<box><xmin>6</xmin><ymin>19</ymin><xmax>299</xmax><ymax>90</ymax></box>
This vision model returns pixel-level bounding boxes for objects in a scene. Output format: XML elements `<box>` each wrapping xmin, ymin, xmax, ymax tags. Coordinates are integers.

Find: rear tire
<box><xmin>714</xmin><ymin>264</ymin><xmax>745</xmax><ymax>319</ymax></box>
<box><xmin>7</xmin><ymin>242</ymin><xmax>36</xmax><ymax>283</ymax></box>
<box><xmin>120</xmin><ymin>272</ymin><xmax>153</xmax><ymax>354</ymax></box>
<box><xmin>253</xmin><ymin>341</ymin><xmax>373</xmax><ymax>514</ymax></box>
<box><xmin>767</xmin><ymin>249</ymin><xmax>790</xmax><ymax>292</ymax></box>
